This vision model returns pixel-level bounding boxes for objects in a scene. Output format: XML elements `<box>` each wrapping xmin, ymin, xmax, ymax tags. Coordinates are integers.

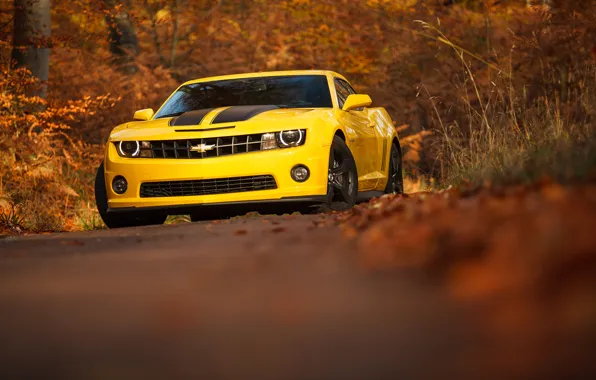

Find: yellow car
<box><xmin>95</xmin><ymin>70</ymin><xmax>403</xmax><ymax>228</ymax></box>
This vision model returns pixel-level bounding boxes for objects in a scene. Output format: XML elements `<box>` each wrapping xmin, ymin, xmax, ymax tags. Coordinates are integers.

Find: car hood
<box><xmin>109</xmin><ymin>106</ymin><xmax>334</xmax><ymax>141</ymax></box>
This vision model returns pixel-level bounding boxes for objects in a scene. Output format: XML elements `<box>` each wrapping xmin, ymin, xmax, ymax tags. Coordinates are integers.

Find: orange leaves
<box><xmin>400</xmin><ymin>126</ymin><xmax>433</xmax><ymax>165</ymax></box>
<box><xmin>56</xmin><ymin>184</ymin><xmax>79</xmax><ymax>198</ymax></box>
<box><xmin>341</xmin><ymin>182</ymin><xmax>596</xmax><ymax>309</ymax></box>
<box><xmin>337</xmin><ymin>180</ymin><xmax>596</xmax><ymax>354</ymax></box>
<box><xmin>289</xmin><ymin>0</ymin><xmax>311</xmax><ymax>6</ymax></box>
<box><xmin>0</xmin><ymin>68</ymin><xmax>112</xmax><ymax>233</ymax></box>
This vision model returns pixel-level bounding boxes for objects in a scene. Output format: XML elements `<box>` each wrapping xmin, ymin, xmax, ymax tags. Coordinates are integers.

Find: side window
<box><xmin>339</xmin><ymin>80</ymin><xmax>356</xmax><ymax>95</ymax></box>
<box><xmin>334</xmin><ymin>78</ymin><xmax>350</xmax><ymax>109</ymax></box>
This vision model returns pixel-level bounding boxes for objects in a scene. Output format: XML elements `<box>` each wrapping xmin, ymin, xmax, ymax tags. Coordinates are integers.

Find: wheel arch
<box><xmin>392</xmin><ymin>136</ymin><xmax>402</xmax><ymax>157</ymax></box>
<box><xmin>334</xmin><ymin>129</ymin><xmax>346</xmax><ymax>142</ymax></box>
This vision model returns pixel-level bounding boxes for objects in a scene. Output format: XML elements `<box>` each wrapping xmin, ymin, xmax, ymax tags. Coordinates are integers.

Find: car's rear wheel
<box><xmin>384</xmin><ymin>142</ymin><xmax>404</xmax><ymax>194</ymax></box>
<box><xmin>325</xmin><ymin>136</ymin><xmax>358</xmax><ymax>211</ymax></box>
<box><xmin>95</xmin><ymin>163</ymin><xmax>167</xmax><ymax>229</ymax></box>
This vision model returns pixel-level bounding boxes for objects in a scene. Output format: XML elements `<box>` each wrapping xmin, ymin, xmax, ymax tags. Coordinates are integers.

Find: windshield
<box><xmin>154</xmin><ymin>75</ymin><xmax>333</xmax><ymax>119</ymax></box>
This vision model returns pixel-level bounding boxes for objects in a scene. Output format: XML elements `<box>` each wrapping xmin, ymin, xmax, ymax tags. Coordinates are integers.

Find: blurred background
<box><xmin>0</xmin><ymin>0</ymin><xmax>595</xmax><ymax>232</ymax></box>
<box><xmin>1</xmin><ymin>3</ymin><xmax>596</xmax><ymax>378</ymax></box>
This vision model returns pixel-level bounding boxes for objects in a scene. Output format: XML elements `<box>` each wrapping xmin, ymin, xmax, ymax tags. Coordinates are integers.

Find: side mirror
<box><xmin>342</xmin><ymin>94</ymin><xmax>372</xmax><ymax>112</ymax></box>
<box><xmin>133</xmin><ymin>108</ymin><xmax>154</xmax><ymax>121</ymax></box>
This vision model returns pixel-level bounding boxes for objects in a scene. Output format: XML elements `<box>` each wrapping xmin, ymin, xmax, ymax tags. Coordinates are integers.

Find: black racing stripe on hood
<box><xmin>170</xmin><ymin>108</ymin><xmax>214</xmax><ymax>126</ymax></box>
<box><xmin>212</xmin><ymin>105</ymin><xmax>279</xmax><ymax>124</ymax></box>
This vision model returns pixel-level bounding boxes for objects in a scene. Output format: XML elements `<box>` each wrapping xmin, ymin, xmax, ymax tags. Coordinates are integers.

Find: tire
<box><xmin>190</xmin><ymin>208</ymin><xmax>234</xmax><ymax>222</ymax></box>
<box><xmin>325</xmin><ymin>136</ymin><xmax>358</xmax><ymax>211</ymax></box>
<box><xmin>384</xmin><ymin>142</ymin><xmax>404</xmax><ymax>194</ymax></box>
<box><xmin>94</xmin><ymin>163</ymin><xmax>167</xmax><ymax>228</ymax></box>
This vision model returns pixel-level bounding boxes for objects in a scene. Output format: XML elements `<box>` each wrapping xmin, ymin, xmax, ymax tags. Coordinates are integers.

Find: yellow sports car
<box><xmin>95</xmin><ymin>70</ymin><xmax>403</xmax><ymax>228</ymax></box>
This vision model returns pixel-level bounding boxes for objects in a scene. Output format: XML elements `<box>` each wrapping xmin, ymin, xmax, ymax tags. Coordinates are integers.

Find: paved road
<box><xmin>0</xmin><ymin>214</ymin><xmax>593</xmax><ymax>379</ymax></box>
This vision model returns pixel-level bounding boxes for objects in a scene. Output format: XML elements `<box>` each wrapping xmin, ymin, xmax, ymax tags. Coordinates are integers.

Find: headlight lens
<box><xmin>118</xmin><ymin>141</ymin><xmax>140</xmax><ymax>157</ymax></box>
<box><xmin>115</xmin><ymin>141</ymin><xmax>152</xmax><ymax>158</ymax></box>
<box><xmin>261</xmin><ymin>130</ymin><xmax>306</xmax><ymax>150</ymax></box>
<box><xmin>277</xmin><ymin>130</ymin><xmax>305</xmax><ymax>148</ymax></box>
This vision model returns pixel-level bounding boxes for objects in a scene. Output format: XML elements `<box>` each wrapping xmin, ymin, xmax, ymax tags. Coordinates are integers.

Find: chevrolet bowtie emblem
<box><xmin>190</xmin><ymin>143</ymin><xmax>216</xmax><ymax>153</ymax></box>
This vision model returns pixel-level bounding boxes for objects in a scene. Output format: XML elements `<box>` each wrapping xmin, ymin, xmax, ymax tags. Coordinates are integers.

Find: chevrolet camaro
<box><xmin>95</xmin><ymin>70</ymin><xmax>403</xmax><ymax>228</ymax></box>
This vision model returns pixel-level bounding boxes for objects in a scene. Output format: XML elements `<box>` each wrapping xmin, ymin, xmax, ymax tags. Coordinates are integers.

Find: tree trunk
<box><xmin>11</xmin><ymin>0</ymin><xmax>51</xmax><ymax>99</ymax></box>
<box><xmin>169</xmin><ymin>0</ymin><xmax>181</xmax><ymax>68</ymax></box>
<box><xmin>104</xmin><ymin>0</ymin><xmax>139</xmax><ymax>74</ymax></box>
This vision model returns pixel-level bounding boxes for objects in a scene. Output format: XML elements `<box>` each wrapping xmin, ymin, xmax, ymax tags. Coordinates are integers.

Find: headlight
<box><xmin>277</xmin><ymin>130</ymin><xmax>305</xmax><ymax>147</ymax></box>
<box><xmin>261</xmin><ymin>133</ymin><xmax>277</xmax><ymax>150</ymax></box>
<box><xmin>115</xmin><ymin>141</ymin><xmax>152</xmax><ymax>158</ymax></box>
<box><xmin>118</xmin><ymin>141</ymin><xmax>140</xmax><ymax>157</ymax></box>
<box><xmin>261</xmin><ymin>130</ymin><xmax>307</xmax><ymax>150</ymax></box>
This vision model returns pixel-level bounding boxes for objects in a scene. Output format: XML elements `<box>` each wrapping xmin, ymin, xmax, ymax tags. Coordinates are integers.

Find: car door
<box><xmin>334</xmin><ymin>78</ymin><xmax>379</xmax><ymax>190</ymax></box>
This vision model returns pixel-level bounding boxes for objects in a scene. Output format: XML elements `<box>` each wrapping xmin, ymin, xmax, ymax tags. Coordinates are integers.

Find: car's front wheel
<box><xmin>325</xmin><ymin>136</ymin><xmax>358</xmax><ymax>211</ymax></box>
<box><xmin>95</xmin><ymin>163</ymin><xmax>167</xmax><ymax>229</ymax></box>
<box><xmin>384</xmin><ymin>142</ymin><xmax>404</xmax><ymax>194</ymax></box>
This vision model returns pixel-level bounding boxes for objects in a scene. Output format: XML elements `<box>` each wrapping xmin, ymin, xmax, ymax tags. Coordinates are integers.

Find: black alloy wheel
<box><xmin>384</xmin><ymin>142</ymin><xmax>404</xmax><ymax>194</ymax></box>
<box><xmin>326</xmin><ymin>136</ymin><xmax>358</xmax><ymax>211</ymax></box>
<box><xmin>95</xmin><ymin>163</ymin><xmax>167</xmax><ymax>229</ymax></box>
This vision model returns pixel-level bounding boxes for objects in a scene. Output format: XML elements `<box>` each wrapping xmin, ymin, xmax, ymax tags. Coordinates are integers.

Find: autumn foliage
<box><xmin>0</xmin><ymin>68</ymin><xmax>115</xmax><ymax>232</ymax></box>
<box><xmin>1</xmin><ymin>0</ymin><xmax>595</xmax><ymax>232</ymax></box>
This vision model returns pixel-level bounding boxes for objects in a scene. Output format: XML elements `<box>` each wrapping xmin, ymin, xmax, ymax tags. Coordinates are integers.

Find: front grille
<box><xmin>140</xmin><ymin>175</ymin><xmax>277</xmax><ymax>198</ymax></box>
<box><xmin>150</xmin><ymin>133</ymin><xmax>265</xmax><ymax>159</ymax></box>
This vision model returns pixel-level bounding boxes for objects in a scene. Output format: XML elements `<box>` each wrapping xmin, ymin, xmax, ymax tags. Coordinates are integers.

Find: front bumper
<box><xmin>104</xmin><ymin>143</ymin><xmax>329</xmax><ymax>210</ymax></box>
<box><xmin>106</xmin><ymin>195</ymin><xmax>328</xmax><ymax>215</ymax></box>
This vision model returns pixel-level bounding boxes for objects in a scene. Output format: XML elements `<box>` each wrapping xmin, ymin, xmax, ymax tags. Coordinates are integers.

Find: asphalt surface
<box><xmin>0</xmin><ymin>213</ymin><xmax>594</xmax><ymax>379</ymax></box>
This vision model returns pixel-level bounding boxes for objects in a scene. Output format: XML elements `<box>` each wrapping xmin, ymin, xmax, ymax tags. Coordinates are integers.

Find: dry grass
<box><xmin>415</xmin><ymin>15</ymin><xmax>596</xmax><ymax>188</ymax></box>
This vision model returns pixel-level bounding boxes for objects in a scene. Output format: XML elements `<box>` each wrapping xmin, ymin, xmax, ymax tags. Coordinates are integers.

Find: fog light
<box><xmin>112</xmin><ymin>176</ymin><xmax>128</xmax><ymax>194</ymax></box>
<box><xmin>291</xmin><ymin>165</ymin><xmax>310</xmax><ymax>182</ymax></box>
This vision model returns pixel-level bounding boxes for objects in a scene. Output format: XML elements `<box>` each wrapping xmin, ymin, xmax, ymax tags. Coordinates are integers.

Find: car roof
<box><xmin>181</xmin><ymin>70</ymin><xmax>349</xmax><ymax>86</ymax></box>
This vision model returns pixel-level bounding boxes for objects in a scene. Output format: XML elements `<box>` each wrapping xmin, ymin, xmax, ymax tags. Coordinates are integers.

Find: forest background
<box><xmin>1</xmin><ymin>0</ymin><xmax>595</xmax><ymax>232</ymax></box>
